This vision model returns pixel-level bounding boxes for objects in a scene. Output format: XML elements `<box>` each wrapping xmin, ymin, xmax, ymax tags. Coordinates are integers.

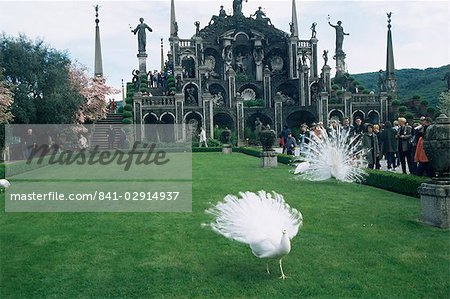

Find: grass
<box><xmin>1</xmin><ymin>153</ymin><xmax>449</xmax><ymax>298</ymax></box>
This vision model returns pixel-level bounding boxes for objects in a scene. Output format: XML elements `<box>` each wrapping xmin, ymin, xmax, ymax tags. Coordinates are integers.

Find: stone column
<box><xmin>175</xmin><ymin>94</ymin><xmax>184</xmax><ymax>140</ymax></box>
<box><xmin>202</xmin><ymin>92</ymin><xmax>214</xmax><ymax>139</ymax></box>
<box><xmin>310</xmin><ymin>37</ymin><xmax>319</xmax><ymax>79</ymax></box>
<box><xmin>133</xmin><ymin>95</ymin><xmax>143</xmax><ymax>142</ymax></box>
<box><xmin>289</xmin><ymin>37</ymin><xmax>299</xmax><ymax>79</ymax></box>
<box><xmin>236</xmin><ymin>94</ymin><xmax>245</xmax><ymax>146</ymax></box>
<box><xmin>263</xmin><ymin>66</ymin><xmax>272</xmax><ymax>107</ymax></box>
<box><xmin>343</xmin><ymin>91</ymin><xmax>352</xmax><ymax>118</ymax></box>
<box><xmin>274</xmin><ymin>92</ymin><xmax>283</xmax><ymax>136</ymax></box>
<box><xmin>322</xmin><ymin>65</ymin><xmax>332</xmax><ymax>94</ymax></box>
<box><xmin>318</xmin><ymin>92</ymin><xmax>329</xmax><ymax>124</ymax></box>
<box><xmin>299</xmin><ymin>64</ymin><xmax>309</xmax><ymax>107</ymax></box>
<box><xmin>380</xmin><ymin>92</ymin><xmax>388</xmax><ymax>123</ymax></box>
<box><xmin>227</xmin><ymin>67</ymin><xmax>236</xmax><ymax>108</ymax></box>
<box><xmin>334</xmin><ymin>52</ymin><xmax>347</xmax><ymax>78</ymax></box>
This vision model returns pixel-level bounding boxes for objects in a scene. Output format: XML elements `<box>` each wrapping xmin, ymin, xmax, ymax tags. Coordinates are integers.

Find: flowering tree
<box><xmin>69</xmin><ymin>62</ymin><xmax>120</xmax><ymax>123</ymax></box>
<box><xmin>0</xmin><ymin>80</ymin><xmax>14</xmax><ymax>124</ymax></box>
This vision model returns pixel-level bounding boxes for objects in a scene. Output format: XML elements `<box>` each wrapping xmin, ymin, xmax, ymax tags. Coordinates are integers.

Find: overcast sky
<box><xmin>1</xmin><ymin>0</ymin><xmax>448</xmax><ymax>100</ymax></box>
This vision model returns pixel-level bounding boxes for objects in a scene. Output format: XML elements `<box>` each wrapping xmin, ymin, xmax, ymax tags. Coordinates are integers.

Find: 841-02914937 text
<box><xmin>98</xmin><ymin>191</ymin><xmax>180</xmax><ymax>201</ymax></box>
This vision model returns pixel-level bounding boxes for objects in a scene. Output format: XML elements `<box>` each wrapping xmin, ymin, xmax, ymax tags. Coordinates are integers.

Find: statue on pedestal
<box><xmin>233</xmin><ymin>0</ymin><xmax>247</xmax><ymax>16</ymax></box>
<box><xmin>132</xmin><ymin>18</ymin><xmax>152</xmax><ymax>53</ymax></box>
<box><xmin>328</xmin><ymin>20</ymin><xmax>349</xmax><ymax>54</ymax></box>
<box><xmin>322</xmin><ymin>50</ymin><xmax>329</xmax><ymax>66</ymax></box>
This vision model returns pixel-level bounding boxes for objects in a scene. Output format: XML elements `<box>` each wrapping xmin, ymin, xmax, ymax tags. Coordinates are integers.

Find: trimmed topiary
<box><xmin>124</xmin><ymin>104</ymin><xmax>133</xmax><ymax>111</ymax></box>
<box><xmin>122</xmin><ymin>118</ymin><xmax>132</xmax><ymax>124</ymax></box>
<box><xmin>123</xmin><ymin>111</ymin><xmax>132</xmax><ymax>118</ymax></box>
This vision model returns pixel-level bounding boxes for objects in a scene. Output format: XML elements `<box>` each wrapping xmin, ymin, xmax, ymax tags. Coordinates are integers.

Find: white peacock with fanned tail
<box><xmin>204</xmin><ymin>190</ymin><xmax>303</xmax><ymax>279</ymax></box>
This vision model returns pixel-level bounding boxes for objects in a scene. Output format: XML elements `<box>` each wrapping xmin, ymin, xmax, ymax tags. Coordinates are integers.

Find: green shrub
<box><xmin>122</xmin><ymin>118</ymin><xmax>132</xmax><ymax>124</ymax></box>
<box><xmin>192</xmin><ymin>147</ymin><xmax>222</xmax><ymax>153</ymax></box>
<box><xmin>332</xmin><ymin>84</ymin><xmax>339</xmax><ymax>91</ymax></box>
<box><xmin>392</xmin><ymin>99</ymin><xmax>401</xmax><ymax>106</ymax></box>
<box><xmin>412</xmin><ymin>95</ymin><xmax>421</xmax><ymax>100</ymax></box>
<box><xmin>361</xmin><ymin>169</ymin><xmax>428</xmax><ymax>198</ymax></box>
<box><xmin>363</xmin><ymin>90</ymin><xmax>370</xmax><ymax>94</ymax></box>
<box><xmin>405</xmin><ymin>112</ymin><xmax>414</xmax><ymax>120</ymax></box>
<box><xmin>243</xmin><ymin>99</ymin><xmax>264</xmax><ymax>107</ymax></box>
<box><xmin>117</xmin><ymin>107</ymin><xmax>124</xmax><ymax>114</ymax></box>
<box><xmin>123</xmin><ymin>111</ymin><xmax>132</xmax><ymax>118</ymax></box>
<box><xmin>124</xmin><ymin>104</ymin><xmax>133</xmax><ymax>111</ymax></box>
<box><xmin>420</xmin><ymin>100</ymin><xmax>429</xmax><ymax>106</ymax></box>
<box><xmin>398</xmin><ymin>106</ymin><xmax>407</xmax><ymax>113</ymax></box>
<box><xmin>125</xmin><ymin>97</ymin><xmax>133</xmax><ymax>104</ymax></box>
<box><xmin>427</xmin><ymin>107</ymin><xmax>436</xmax><ymax>113</ymax></box>
<box><xmin>0</xmin><ymin>163</ymin><xmax>4</xmax><ymax>178</ymax></box>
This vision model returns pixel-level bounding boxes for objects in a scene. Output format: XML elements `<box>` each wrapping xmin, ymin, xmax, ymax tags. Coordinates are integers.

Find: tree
<box><xmin>0</xmin><ymin>34</ymin><xmax>84</xmax><ymax>124</ymax></box>
<box><xmin>437</xmin><ymin>91</ymin><xmax>449</xmax><ymax>115</ymax></box>
<box><xmin>69</xmin><ymin>62</ymin><xmax>120</xmax><ymax>123</ymax></box>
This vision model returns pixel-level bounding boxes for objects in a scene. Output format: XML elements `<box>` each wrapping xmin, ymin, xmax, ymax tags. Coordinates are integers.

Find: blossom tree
<box><xmin>69</xmin><ymin>62</ymin><xmax>120</xmax><ymax>123</ymax></box>
<box><xmin>0</xmin><ymin>80</ymin><xmax>14</xmax><ymax>124</ymax></box>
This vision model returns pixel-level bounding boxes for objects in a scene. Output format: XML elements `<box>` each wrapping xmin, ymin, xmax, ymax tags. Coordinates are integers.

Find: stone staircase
<box><xmin>90</xmin><ymin>113</ymin><xmax>124</xmax><ymax>149</ymax></box>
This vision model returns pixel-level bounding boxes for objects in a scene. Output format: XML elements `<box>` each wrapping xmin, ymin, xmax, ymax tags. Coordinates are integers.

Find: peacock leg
<box><xmin>279</xmin><ymin>258</ymin><xmax>287</xmax><ymax>279</ymax></box>
<box><xmin>266</xmin><ymin>262</ymin><xmax>270</xmax><ymax>275</ymax></box>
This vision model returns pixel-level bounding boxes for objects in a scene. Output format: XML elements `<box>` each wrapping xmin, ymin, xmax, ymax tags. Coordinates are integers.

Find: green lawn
<box><xmin>1</xmin><ymin>153</ymin><xmax>449</xmax><ymax>298</ymax></box>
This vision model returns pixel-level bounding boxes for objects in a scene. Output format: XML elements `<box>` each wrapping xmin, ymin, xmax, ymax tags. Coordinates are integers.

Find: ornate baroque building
<box><xmin>132</xmin><ymin>0</ymin><xmax>396</xmax><ymax>144</ymax></box>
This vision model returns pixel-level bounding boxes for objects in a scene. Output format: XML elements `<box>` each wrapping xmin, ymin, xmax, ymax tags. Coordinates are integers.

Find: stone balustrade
<box><xmin>142</xmin><ymin>96</ymin><xmax>176</xmax><ymax>107</ymax></box>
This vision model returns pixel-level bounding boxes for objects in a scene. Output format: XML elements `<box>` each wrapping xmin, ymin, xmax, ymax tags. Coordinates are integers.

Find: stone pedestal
<box><xmin>222</xmin><ymin>144</ymin><xmax>232</xmax><ymax>154</ymax></box>
<box><xmin>137</xmin><ymin>53</ymin><xmax>148</xmax><ymax>74</ymax></box>
<box><xmin>260</xmin><ymin>150</ymin><xmax>278</xmax><ymax>168</ymax></box>
<box><xmin>418</xmin><ymin>181</ymin><xmax>450</xmax><ymax>228</ymax></box>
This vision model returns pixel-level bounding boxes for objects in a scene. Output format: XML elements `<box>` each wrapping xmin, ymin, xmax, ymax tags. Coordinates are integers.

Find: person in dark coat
<box><xmin>379</xmin><ymin>121</ymin><xmax>398</xmax><ymax>171</ymax></box>
<box><xmin>397</xmin><ymin>117</ymin><xmax>413</xmax><ymax>174</ymax></box>
<box><xmin>361</xmin><ymin>124</ymin><xmax>380</xmax><ymax>169</ymax></box>
<box><xmin>285</xmin><ymin>132</ymin><xmax>297</xmax><ymax>155</ymax></box>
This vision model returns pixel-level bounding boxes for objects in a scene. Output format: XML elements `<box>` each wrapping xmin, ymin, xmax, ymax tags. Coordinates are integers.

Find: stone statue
<box><xmin>233</xmin><ymin>0</ymin><xmax>247</xmax><ymax>16</ymax></box>
<box><xmin>254</xmin><ymin>117</ymin><xmax>263</xmax><ymax>135</ymax></box>
<box><xmin>322</xmin><ymin>50</ymin><xmax>329</xmax><ymax>66</ymax></box>
<box><xmin>253</xmin><ymin>46</ymin><xmax>264</xmax><ymax>65</ymax></box>
<box><xmin>378</xmin><ymin>69</ymin><xmax>386</xmax><ymax>92</ymax></box>
<box><xmin>251</xmin><ymin>7</ymin><xmax>272</xmax><ymax>25</ymax></box>
<box><xmin>235</xmin><ymin>53</ymin><xmax>246</xmax><ymax>74</ymax></box>
<box><xmin>132</xmin><ymin>18</ymin><xmax>152</xmax><ymax>53</ymax></box>
<box><xmin>301</xmin><ymin>51</ymin><xmax>307</xmax><ymax>66</ymax></box>
<box><xmin>132</xmin><ymin>70</ymin><xmax>141</xmax><ymax>91</ymax></box>
<box><xmin>194</xmin><ymin>21</ymin><xmax>200</xmax><ymax>36</ymax></box>
<box><xmin>209</xmin><ymin>5</ymin><xmax>228</xmax><ymax>25</ymax></box>
<box><xmin>311</xmin><ymin>22</ymin><xmax>317</xmax><ymax>38</ymax></box>
<box><xmin>289</xmin><ymin>22</ymin><xmax>295</xmax><ymax>36</ymax></box>
<box><xmin>328</xmin><ymin>20</ymin><xmax>349</xmax><ymax>54</ymax></box>
<box><xmin>173</xmin><ymin>21</ymin><xmax>178</xmax><ymax>36</ymax></box>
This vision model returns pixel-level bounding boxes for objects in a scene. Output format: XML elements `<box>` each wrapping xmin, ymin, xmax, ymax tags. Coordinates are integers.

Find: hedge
<box><xmin>124</xmin><ymin>104</ymin><xmax>133</xmax><ymax>111</ymax></box>
<box><xmin>361</xmin><ymin>169</ymin><xmax>428</xmax><ymax>198</ymax></box>
<box><xmin>239</xmin><ymin>147</ymin><xmax>294</xmax><ymax>164</ymax></box>
<box><xmin>123</xmin><ymin>111</ymin><xmax>132</xmax><ymax>118</ymax></box>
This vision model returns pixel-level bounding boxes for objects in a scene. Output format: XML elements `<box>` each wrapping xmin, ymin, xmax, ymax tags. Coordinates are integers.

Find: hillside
<box><xmin>352</xmin><ymin>65</ymin><xmax>449</xmax><ymax>106</ymax></box>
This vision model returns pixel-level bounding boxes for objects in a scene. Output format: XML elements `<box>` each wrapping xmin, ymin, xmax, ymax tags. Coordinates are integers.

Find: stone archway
<box><xmin>159</xmin><ymin>112</ymin><xmax>175</xmax><ymax>142</ymax></box>
<box><xmin>214</xmin><ymin>113</ymin><xmax>234</xmax><ymax>130</ymax></box>
<box><xmin>276</xmin><ymin>83</ymin><xmax>298</xmax><ymax>106</ymax></box>
<box><xmin>246</xmin><ymin>112</ymin><xmax>272</xmax><ymax>131</ymax></box>
<box><xmin>367</xmin><ymin>110</ymin><xmax>380</xmax><ymax>125</ymax></box>
<box><xmin>184</xmin><ymin>111</ymin><xmax>203</xmax><ymax>137</ymax></box>
<box><xmin>352</xmin><ymin>110</ymin><xmax>365</xmax><ymax>124</ymax></box>
<box><xmin>328</xmin><ymin>109</ymin><xmax>345</xmax><ymax>122</ymax></box>
<box><xmin>181</xmin><ymin>56</ymin><xmax>196</xmax><ymax>78</ymax></box>
<box><xmin>143</xmin><ymin>113</ymin><xmax>160</xmax><ymax>142</ymax></box>
<box><xmin>286</xmin><ymin>110</ymin><xmax>316</xmax><ymax>129</ymax></box>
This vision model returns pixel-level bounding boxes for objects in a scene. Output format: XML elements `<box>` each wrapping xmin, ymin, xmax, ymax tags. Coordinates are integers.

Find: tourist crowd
<box><xmin>280</xmin><ymin>116</ymin><xmax>435</xmax><ymax>178</ymax></box>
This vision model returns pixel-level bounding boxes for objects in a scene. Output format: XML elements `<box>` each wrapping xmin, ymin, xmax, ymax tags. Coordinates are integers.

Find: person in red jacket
<box><xmin>414</xmin><ymin>117</ymin><xmax>435</xmax><ymax>177</ymax></box>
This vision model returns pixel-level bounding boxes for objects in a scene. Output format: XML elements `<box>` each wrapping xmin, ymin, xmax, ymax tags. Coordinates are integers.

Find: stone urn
<box><xmin>220</xmin><ymin>129</ymin><xmax>232</xmax><ymax>154</ymax></box>
<box><xmin>423</xmin><ymin>114</ymin><xmax>450</xmax><ymax>180</ymax></box>
<box><xmin>259</xmin><ymin>127</ymin><xmax>276</xmax><ymax>151</ymax></box>
<box><xmin>259</xmin><ymin>127</ymin><xmax>277</xmax><ymax>168</ymax></box>
<box><xmin>418</xmin><ymin>114</ymin><xmax>450</xmax><ymax>228</ymax></box>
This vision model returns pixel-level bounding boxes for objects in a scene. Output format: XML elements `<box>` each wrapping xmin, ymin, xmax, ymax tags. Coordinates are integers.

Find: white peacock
<box><xmin>204</xmin><ymin>190</ymin><xmax>303</xmax><ymax>279</ymax></box>
<box><xmin>294</xmin><ymin>126</ymin><xmax>367</xmax><ymax>182</ymax></box>
<box><xmin>0</xmin><ymin>179</ymin><xmax>11</xmax><ymax>191</ymax></box>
